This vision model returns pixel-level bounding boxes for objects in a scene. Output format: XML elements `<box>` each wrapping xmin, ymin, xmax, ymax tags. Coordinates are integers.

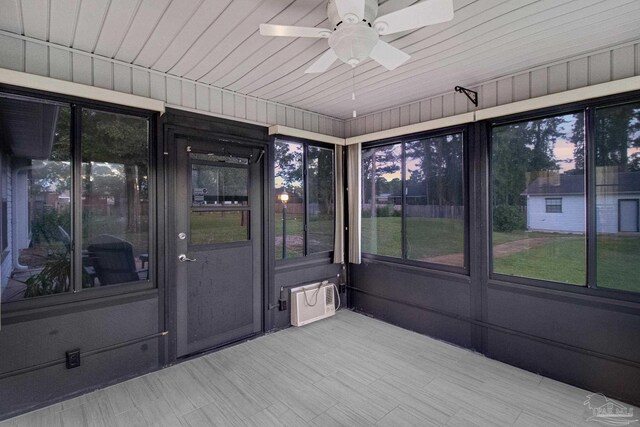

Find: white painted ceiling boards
<box><xmin>1</xmin><ymin>0</ymin><xmax>639</xmax><ymax>119</ymax></box>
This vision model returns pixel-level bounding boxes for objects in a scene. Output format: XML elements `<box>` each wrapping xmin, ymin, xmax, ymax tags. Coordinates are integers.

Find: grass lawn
<box><xmin>360</xmin><ymin>216</ymin><xmax>640</xmax><ymax>293</ymax></box>
<box><xmin>274</xmin><ymin>213</ymin><xmax>334</xmax><ymax>259</ymax></box>
<box><xmin>493</xmin><ymin>235</ymin><xmax>586</xmax><ymax>285</ymax></box>
<box><xmin>494</xmin><ymin>233</ymin><xmax>640</xmax><ymax>291</ymax></box>
<box><xmin>191</xmin><ymin>211</ymin><xmax>248</xmax><ymax>244</ymax></box>
<box><xmin>596</xmin><ymin>235</ymin><xmax>640</xmax><ymax>293</ymax></box>
<box><xmin>275</xmin><ymin>213</ymin><xmax>304</xmax><ymax>258</ymax></box>
<box><xmin>362</xmin><ymin>217</ymin><xmax>464</xmax><ymax>260</ymax></box>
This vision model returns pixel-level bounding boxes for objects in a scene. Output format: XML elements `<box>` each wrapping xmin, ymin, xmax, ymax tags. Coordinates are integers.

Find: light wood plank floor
<box><xmin>2</xmin><ymin>310</ymin><xmax>637</xmax><ymax>426</ymax></box>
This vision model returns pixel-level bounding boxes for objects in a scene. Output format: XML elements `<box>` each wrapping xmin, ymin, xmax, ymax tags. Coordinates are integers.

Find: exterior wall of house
<box><xmin>346</xmin><ymin>41</ymin><xmax>640</xmax><ymax>137</ymax></box>
<box><xmin>526</xmin><ymin>194</ymin><xmax>640</xmax><ymax>234</ymax></box>
<box><xmin>597</xmin><ymin>194</ymin><xmax>640</xmax><ymax>234</ymax></box>
<box><xmin>527</xmin><ymin>195</ymin><xmax>585</xmax><ymax>233</ymax></box>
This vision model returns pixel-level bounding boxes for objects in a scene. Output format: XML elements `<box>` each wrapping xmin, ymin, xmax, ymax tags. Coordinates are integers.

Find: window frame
<box><xmin>545</xmin><ymin>197</ymin><xmax>563</xmax><ymax>213</ymax></box>
<box><xmin>0</xmin><ymin>84</ymin><xmax>158</xmax><ymax>314</ymax></box>
<box><xmin>487</xmin><ymin>90</ymin><xmax>640</xmax><ymax>301</ymax></box>
<box><xmin>273</xmin><ymin>136</ymin><xmax>336</xmax><ymax>263</ymax></box>
<box><xmin>360</xmin><ymin>125</ymin><xmax>470</xmax><ymax>275</ymax></box>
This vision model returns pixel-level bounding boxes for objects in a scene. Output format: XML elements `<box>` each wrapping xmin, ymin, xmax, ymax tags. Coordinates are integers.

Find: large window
<box><xmin>492</xmin><ymin>113</ymin><xmax>586</xmax><ymax>285</ymax></box>
<box><xmin>0</xmin><ymin>93</ymin><xmax>152</xmax><ymax>304</ymax></box>
<box><xmin>362</xmin><ymin>143</ymin><xmax>402</xmax><ymax>258</ymax></box>
<box><xmin>81</xmin><ymin>109</ymin><xmax>150</xmax><ymax>287</ymax></box>
<box><xmin>274</xmin><ymin>139</ymin><xmax>334</xmax><ymax>260</ymax></box>
<box><xmin>595</xmin><ymin>102</ymin><xmax>640</xmax><ymax>293</ymax></box>
<box><xmin>362</xmin><ymin>131</ymin><xmax>466</xmax><ymax>269</ymax></box>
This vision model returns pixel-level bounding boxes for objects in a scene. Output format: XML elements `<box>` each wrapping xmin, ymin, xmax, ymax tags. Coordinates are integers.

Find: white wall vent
<box><xmin>290</xmin><ymin>281</ymin><xmax>336</xmax><ymax>327</ymax></box>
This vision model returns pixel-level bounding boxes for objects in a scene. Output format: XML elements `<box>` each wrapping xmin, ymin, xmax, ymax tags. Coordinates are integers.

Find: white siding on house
<box><xmin>527</xmin><ymin>194</ymin><xmax>640</xmax><ymax>233</ymax></box>
<box><xmin>597</xmin><ymin>194</ymin><xmax>640</xmax><ymax>234</ymax></box>
<box><xmin>527</xmin><ymin>195</ymin><xmax>585</xmax><ymax>233</ymax></box>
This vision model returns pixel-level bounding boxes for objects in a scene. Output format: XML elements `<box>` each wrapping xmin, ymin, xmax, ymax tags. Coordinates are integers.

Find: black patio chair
<box><xmin>87</xmin><ymin>235</ymin><xmax>146</xmax><ymax>285</ymax></box>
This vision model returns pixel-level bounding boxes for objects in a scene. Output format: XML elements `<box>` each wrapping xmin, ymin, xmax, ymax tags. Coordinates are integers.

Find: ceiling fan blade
<box><xmin>259</xmin><ymin>24</ymin><xmax>331</xmax><ymax>38</ymax></box>
<box><xmin>368</xmin><ymin>40</ymin><xmax>410</xmax><ymax>70</ymax></box>
<box><xmin>305</xmin><ymin>49</ymin><xmax>339</xmax><ymax>74</ymax></box>
<box><xmin>335</xmin><ymin>0</ymin><xmax>366</xmax><ymax>23</ymax></box>
<box><xmin>373</xmin><ymin>0</ymin><xmax>454</xmax><ymax>35</ymax></box>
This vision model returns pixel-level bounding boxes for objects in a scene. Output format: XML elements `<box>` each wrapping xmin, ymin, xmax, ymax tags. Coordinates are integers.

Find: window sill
<box><xmin>360</xmin><ymin>253</ymin><xmax>469</xmax><ymax>279</ymax></box>
<box><xmin>1</xmin><ymin>281</ymin><xmax>157</xmax><ymax>322</ymax></box>
<box><xmin>275</xmin><ymin>252</ymin><xmax>335</xmax><ymax>272</ymax></box>
<box><xmin>489</xmin><ymin>273</ymin><xmax>640</xmax><ymax>307</ymax></box>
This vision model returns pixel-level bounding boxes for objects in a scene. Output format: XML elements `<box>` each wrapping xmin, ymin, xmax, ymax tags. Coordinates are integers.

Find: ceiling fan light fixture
<box><xmin>328</xmin><ymin>24</ymin><xmax>378</xmax><ymax>66</ymax></box>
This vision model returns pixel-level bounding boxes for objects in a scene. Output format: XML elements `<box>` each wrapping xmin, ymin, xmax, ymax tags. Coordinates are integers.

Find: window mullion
<box><xmin>303</xmin><ymin>143</ymin><xmax>309</xmax><ymax>257</ymax></box>
<box><xmin>401</xmin><ymin>142</ymin><xmax>407</xmax><ymax>260</ymax></box>
<box><xmin>71</xmin><ymin>104</ymin><xmax>83</xmax><ymax>293</ymax></box>
<box><xmin>586</xmin><ymin>106</ymin><xmax>597</xmax><ymax>289</ymax></box>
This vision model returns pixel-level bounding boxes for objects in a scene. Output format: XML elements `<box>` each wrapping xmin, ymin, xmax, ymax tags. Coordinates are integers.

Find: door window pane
<box><xmin>191</xmin><ymin>164</ymin><xmax>248</xmax><ymax>206</ymax></box>
<box><xmin>406</xmin><ymin>134</ymin><xmax>464</xmax><ymax>266</ymax></box>
<box><xmin>82</xmin><ymin>109</ymin><xmax>149</xmax><ymax>286</ymax></box>
<box><xmin>0</xmin><ymin>95</ymin><xmax>72</xmax><ymax>302</ymax></box>
<box><xmin>307</xmin><ymin>146</ymin><xmax>334</xmax><ymax>254</ymax></box>
<box><xmin>595</xmin><ymin>103</ymin><xmax>640</xmax><ymax>292</ymax></box>
<box><xmin>361</xmin><ymin>143</ymin><xmax>402</xmax><ymax>257</ymax></box>
<box><xmin>492</xmin><ymin>113</ymin><xmax>586</xmax><ymax>285</ymax></box>
<box><xmin>275</xmin><ymin>141</ymin><xmax>304</xmax><ymax>259</ymax></box>
<box><xmin>190</xmin><ymin>211</ymin><xmax>249</xmax><ymax>244</ymax></box>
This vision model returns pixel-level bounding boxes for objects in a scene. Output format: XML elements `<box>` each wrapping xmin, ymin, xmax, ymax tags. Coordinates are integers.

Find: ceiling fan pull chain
<box><xmin>352</xmin><ymin>66</ymin><xmax>357</xmax><ymax>118</ymax></box>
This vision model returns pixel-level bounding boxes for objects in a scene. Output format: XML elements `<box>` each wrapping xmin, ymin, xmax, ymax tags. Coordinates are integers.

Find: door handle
<box><xmin>178</xmin><ymin>254</ymin><xmax>197</xmax><ymax>262</ymax></box>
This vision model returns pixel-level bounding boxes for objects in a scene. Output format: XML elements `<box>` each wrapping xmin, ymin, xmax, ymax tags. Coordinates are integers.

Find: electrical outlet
<box><xmin>339</xmin><ymin>283</ymin><xmax>346</xmax><ymax>294</ymax></box>
<box><xmin>278</xmin><ymin>299</ymin><xmax>287</xmax><ymax>311</ymax></box>
<box><xmin>66</xmin><ymin>349</ymin><xmax>81</xmax><ymax>369</ymax></box>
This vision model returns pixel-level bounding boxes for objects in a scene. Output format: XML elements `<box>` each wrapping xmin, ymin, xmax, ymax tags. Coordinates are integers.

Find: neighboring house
<box><xmin>523</xmin><ymin>172</ymin><xmax>640</xmax><ymax>233</ymax></box>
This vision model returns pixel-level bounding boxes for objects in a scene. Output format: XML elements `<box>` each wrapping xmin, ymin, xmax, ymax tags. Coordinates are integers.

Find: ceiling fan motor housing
<box><xmin>327</xmin><ymin>0</ymin><xmax>379</xmax><ymax>27</ymax></box>
<box><xmin>329</xmin><ymin>24</ymin><xmax>379</xmax><ymax>66</ymax></box>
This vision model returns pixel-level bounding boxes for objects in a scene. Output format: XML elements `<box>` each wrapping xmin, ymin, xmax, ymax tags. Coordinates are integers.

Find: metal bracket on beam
<box><xmin>454</xmin><ymin>86</ymin><xmax>478</xmax><ymax>107</ymax></box>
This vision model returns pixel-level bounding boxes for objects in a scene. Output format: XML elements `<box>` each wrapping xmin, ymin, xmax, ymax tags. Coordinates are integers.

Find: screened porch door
<box><xmin>175</xmin><ymin>137</ymin><xmax>263</xmax><ymax>357</ymax></box>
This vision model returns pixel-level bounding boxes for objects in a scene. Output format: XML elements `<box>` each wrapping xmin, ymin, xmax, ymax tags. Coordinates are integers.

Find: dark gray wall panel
<box><xmin>0</xmin><ymin>338</ymin><xmax>160</xmax><ymax>420</ymax></box>
<box><xmin>0</xmin><ymin>297</ymin><xmax>159</xmax><ymax>375</ymax></box>
<box><xmin>351</xmin><ymin>260</ymin><xmax>471</xmax><ymax>317</ymax></box>
<box><xmin>349</xmin><ymin>261</ymin><xmax>640</xmax><ymax>405</ymax></box>
<box><xmin>349</xmin><ymin>260</ymin><xmax>473</xmax><ymax>348</ymax></box>
<box><xmin>487</xmin><ymin>284</ymin><xmax>640</xmax><ymax>363</ymax></box>
<box><xmin>273</xmin><ymin>257</ymin><xmax>342</xmax><ymax>330</ymax></box>
<box><xmin>486</xmin><ymin>329</ymin><xmax>640</xmax><ymax>407</ymax></box>
<box><xmin>350</xmin><ymin>291</ymin><xmax>472</xmax><ymax>349</ymax></box>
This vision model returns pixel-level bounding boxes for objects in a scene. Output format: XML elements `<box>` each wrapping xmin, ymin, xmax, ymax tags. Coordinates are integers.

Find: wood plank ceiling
<box><xmin>1</xmin><ymin>0</ymin><xmax>639</xmax><ymax>119</ymax></box>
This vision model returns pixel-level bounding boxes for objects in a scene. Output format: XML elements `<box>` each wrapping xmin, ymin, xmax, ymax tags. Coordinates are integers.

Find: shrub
<box><xmin>494</xmin><ymin>204</ymin><xmax>525</xmax><ymax>232</ymax></box>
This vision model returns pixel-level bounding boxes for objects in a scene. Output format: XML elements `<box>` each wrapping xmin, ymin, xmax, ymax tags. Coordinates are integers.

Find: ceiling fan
<box><xmin>259</xmin><ymin>0</ymin><xmax>454</xmax><ymax>73</ymax></box>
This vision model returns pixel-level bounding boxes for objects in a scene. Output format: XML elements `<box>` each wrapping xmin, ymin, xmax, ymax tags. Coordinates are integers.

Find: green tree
<box><xmin>405</xmin><ymin>134</ymin><xmax>463</xmax><ymax>207</ymax></box>
<box><xmin>492</xmin><ymin>116</ymin><xmax>566</xmax><ymax>209</ymax></box>
<box><xmin>274</xmin><ymin>140</ymin><xmax>303</xmax><ymax>196</ymax></box>
<box><xmin>81</xmin><ymin>109</ymin><xmax>148</xmax><ymax>234</ymax></box>
<box><xmin>594</xmin><ymin>105</ymin><xmax>640</xmax><ymax>170</ymax></box>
